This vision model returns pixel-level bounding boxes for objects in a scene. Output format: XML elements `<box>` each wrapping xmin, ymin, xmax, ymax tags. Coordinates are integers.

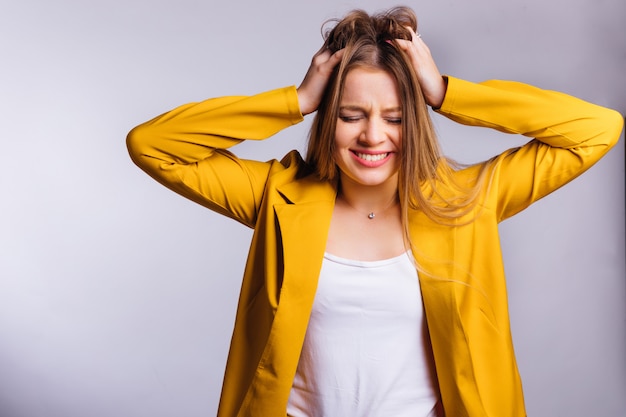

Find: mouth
<box><xmin>354</xmin><ymin>152</ymin><xmax>390</xmax><ymax>162</ymax></box>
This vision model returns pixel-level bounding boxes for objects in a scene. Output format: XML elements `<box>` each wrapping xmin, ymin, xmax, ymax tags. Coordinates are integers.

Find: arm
<box><xmin>438</xmin><ymin>76</ymin><xmax>624</xmax><ymax>221</ymax></box>
<box><xmin>126</xmin><ymin>45</ymin><xmax>343</xmax><ymax>227</ymax></box>
<box><xmin>395</xmin><ymin>30</ymin><xmax>623</xmax><ymax>220</ymax></box>
<box><xmin>126</xmin><ymin>87</ymin><xmax>304</xmax><ymax>227</ymax></box>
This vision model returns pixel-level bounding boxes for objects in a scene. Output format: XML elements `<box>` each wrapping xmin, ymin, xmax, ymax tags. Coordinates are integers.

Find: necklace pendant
<box><xmin>368</xmin><ymin>212</ymin><xmax>375</xmax><ymax>220</ymax></box>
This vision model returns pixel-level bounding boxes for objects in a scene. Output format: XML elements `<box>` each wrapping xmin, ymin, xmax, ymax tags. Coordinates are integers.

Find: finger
<box><xmin>311</xmin><ymin>46</ymin><xmax>331</xmax><ymax>64</ymax></box>
<box><xmin>315</xmin><ymin>48</ymin><xmax>345</xmax><ymax>76</ymax></box>
<box><xmin>407</xmin><ymin>26</ymin><xmax>422</xmax><ymax>43</ymax></box>
<box><xmin>396</xmin><ymin>30</ymin><xmax>430</xmax><ymax>57</ymax></box>
<box><xmin>325</xmin><ymin>48</ymin><xmax>345</xmax><ymax>68</ymax></box>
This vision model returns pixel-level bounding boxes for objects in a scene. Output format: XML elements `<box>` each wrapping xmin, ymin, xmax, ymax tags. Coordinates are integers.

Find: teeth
<box><xmin>356</xmin><ymin>152</ymin><xmax>388</xmax><ymax>162</ymax></box>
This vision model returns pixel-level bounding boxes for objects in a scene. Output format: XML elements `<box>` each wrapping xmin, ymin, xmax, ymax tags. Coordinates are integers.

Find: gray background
<box><xmin>1</xmin><ymin>0</ymin><xmax>625</xmax><ymax>416</ymax></box>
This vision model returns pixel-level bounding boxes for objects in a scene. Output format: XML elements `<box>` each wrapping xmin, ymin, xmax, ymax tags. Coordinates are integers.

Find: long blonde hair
<box><xmin>305</xmin><ymin>7</ymin><xmax>489</xmax><ymax>231</ymax></box>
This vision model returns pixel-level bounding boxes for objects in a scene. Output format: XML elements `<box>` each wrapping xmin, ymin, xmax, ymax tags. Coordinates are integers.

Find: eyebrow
<box><xmin>339</xmin><ymin>105</ymin><xmax>402</xmax><ymax>112</ymax></box>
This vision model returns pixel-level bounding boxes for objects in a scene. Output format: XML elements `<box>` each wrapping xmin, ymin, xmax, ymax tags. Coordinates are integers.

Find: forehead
<box><xmin>340</xmin><ymin>67</ymin><xmax>401</xmax><ymax>108</ymax></box>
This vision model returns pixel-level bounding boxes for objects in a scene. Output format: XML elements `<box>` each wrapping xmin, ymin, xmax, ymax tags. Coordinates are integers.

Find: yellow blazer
<box><xmin>127</xmin><ymin>77</ymin><xmax>623</xmax><ymax>416</ymax></box>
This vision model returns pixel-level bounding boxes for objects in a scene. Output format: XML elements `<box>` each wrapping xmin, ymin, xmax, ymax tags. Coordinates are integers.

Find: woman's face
<box><xmin>333</xmin><ymin>67</ymin><xmax>402</xmax><ymax>190</ymax></box>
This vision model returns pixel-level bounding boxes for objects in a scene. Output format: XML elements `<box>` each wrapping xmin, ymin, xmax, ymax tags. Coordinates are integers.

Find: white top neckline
<box><xmin>323</xmin><ymin>251</ymin><xmax>412</xmax><ymax>267</ymax></box>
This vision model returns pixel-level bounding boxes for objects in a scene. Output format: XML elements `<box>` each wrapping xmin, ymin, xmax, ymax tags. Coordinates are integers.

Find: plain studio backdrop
<box><xmin>1</xmin><ymin>0</ymin><xmax>624</xmax><ymax>416</ymax></box>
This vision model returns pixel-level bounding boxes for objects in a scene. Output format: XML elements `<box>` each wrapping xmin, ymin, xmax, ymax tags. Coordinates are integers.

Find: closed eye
<box><xmin>339</xmin><ymin>115</ymin><xmax>362</xmax><ymax>123</ymax></box>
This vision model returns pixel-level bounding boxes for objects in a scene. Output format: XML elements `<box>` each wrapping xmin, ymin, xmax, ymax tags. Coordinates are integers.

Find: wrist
<box><xmin>428</xmin><ymin>76</ymin><xmax>448</xmax><ymax>109</ymax></box>
<box><xmin>296</xmin><ymin>87</ymin><xmax>314</xmax><ymax>115</ymax></box>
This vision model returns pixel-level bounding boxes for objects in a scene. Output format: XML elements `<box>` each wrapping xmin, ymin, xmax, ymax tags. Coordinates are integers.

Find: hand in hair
<box><xmin>394</xmin><ymin>27</ymin><xmax>447</xmax><ymax>109</ymax></box>
<box><xmin>297</xmin><ymin>45</ymin><xmax>345</xmax><ymax>115</ymax></box>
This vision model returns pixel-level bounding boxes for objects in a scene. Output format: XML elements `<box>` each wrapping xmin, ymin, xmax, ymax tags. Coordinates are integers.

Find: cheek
<box><xmin>333</xmin><ymin>125</ymin><xmax>352</xmax><ymax>147</ymax></box>
<box><xmin>394</xmin><ymin>128</ymin><xmax>403</xmax><ymax>151</ymax></box>
<box><xmin>332</xmin><ymin>131</ymin><xmax>355</xmax><ymax>160</ymax></box>
<box><xmin>332</xmin><ymin>147</ymin><xmax>348</xmax><ymax>168</ymax></box>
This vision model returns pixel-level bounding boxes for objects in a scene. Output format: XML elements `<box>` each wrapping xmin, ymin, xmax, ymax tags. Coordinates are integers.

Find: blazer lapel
<box><xmin>238</xmin><ymin>176</ymin><xmax>337</xmax><ymax>412</ymax></box>
<box><xmin>247</xmin><ymin>177</ymin><xmax>335</xmax><ymax>403</ymax></box>
<box><xmin>408</xmin><ymin>213</ymin><xmax>477</xmax><ymax>415</ymax></box>
<box><xmin>274</xmin><ymin>176</ymin><xmax>336</xmax><ymax>306</ymax></box>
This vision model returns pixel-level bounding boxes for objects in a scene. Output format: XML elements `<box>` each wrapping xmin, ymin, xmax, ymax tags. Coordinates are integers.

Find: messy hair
<box><xmin>305</xmin><ymin>7</ymin><xmax>489</xmax><ymax>229</ymax></box>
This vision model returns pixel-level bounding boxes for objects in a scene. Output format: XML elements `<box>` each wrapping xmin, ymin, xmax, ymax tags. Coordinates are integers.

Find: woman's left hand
<box><xmin>394</xmin><ymin>27</ymin><xmax>447</xmax><ymax>108</ymax></box>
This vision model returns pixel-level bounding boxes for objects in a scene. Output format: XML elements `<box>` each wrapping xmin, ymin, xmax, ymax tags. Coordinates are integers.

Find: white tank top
<box><xmin>287</xmin><ymin>252</ymin><xmax>441</xmax><ymax>417</ymax></box>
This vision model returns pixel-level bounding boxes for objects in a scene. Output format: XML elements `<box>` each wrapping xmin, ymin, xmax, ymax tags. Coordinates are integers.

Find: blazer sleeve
<box><xmin>126</xmin><ymin>86</ymin><xmax>304</xmax><ymax>227</ymax></box>
<box><xmin>437</xmin><ymin>76</ymin><xmax>624</xmax><ymax>222</ymax></box>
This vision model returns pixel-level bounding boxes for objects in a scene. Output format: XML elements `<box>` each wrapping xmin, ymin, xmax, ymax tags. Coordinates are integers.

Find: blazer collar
<box><xmin>276</xmin><ymin>173</ymin><xmax>337</xmax><ymax>205</ymax></box>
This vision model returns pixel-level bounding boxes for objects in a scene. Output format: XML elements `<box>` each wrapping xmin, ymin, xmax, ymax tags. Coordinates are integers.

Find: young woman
<box><xmin>127</xmin><ymin>7</ymin><xmax>623</xmax><ymax>417</ymax></box>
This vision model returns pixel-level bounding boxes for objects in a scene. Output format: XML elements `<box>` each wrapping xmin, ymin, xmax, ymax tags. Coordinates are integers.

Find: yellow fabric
<box><xmin>127</xmin><ymin>77</ymin><xmax>623</xmax><ymax>417</ymax></box>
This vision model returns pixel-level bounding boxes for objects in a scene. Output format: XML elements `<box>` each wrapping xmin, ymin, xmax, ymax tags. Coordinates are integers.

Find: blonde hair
<box><xmin>305</xmin><ymin>7</ymin><xmax>490</xmax><ymax>233</ymax></box>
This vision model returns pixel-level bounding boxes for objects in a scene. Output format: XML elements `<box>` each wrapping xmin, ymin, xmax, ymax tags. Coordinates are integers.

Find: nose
<box><xmin>359</xmin><ymin>118</ymin><xmax>385</xmax><ymax>146</ymax></box>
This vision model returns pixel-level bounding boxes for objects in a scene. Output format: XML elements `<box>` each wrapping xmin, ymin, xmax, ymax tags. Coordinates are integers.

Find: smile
<box><xmin>355</xmin><ymin>152</ymin><xmax>389</xmax><ymax>162</ymax></box>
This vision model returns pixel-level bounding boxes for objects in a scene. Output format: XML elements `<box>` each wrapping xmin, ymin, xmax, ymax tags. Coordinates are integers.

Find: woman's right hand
<box><xmin>297</xmin><ymin>46</ymin><xmax>344</xmax><ymax>115</ymax></box>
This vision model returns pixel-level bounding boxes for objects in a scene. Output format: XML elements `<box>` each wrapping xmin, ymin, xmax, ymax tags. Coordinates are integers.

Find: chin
<box><xmin>345</xmin><ymin>173</ymin><xmax>399</xmax><ymax>188</ymax></box>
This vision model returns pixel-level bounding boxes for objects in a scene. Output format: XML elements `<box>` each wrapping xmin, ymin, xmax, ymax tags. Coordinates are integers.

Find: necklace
<box><xmin>339</xmin><ymin>194</ymin><xmax>399</xmax><ymax>220</ymax></box>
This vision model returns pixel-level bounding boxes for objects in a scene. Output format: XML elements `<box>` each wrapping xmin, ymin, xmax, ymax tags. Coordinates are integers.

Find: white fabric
<box><xmin>287</xmin><ymin>252</ymin><xmax>441</xmax><ymax>417</ymax></box>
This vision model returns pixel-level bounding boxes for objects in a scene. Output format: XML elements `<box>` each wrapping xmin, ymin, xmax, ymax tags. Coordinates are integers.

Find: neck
<box><xmin>337</xmin><ymin>176</ymin><xmax>399</xmax><ymax>214</ymax></box>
